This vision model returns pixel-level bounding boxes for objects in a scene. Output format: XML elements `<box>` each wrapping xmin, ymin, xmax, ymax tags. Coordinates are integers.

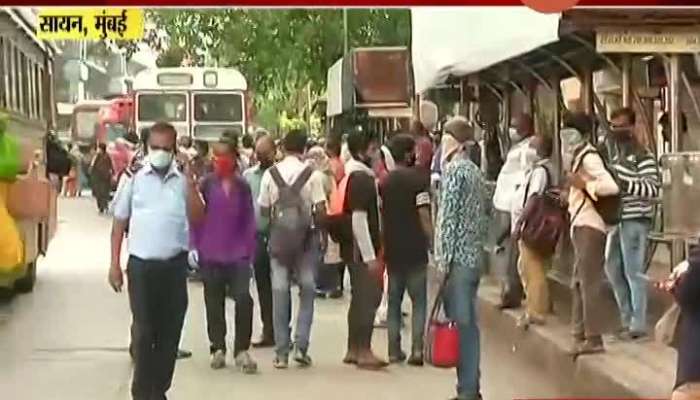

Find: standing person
<box><xmin>240</xmin><ymin>133</ymin><xmax>255</xmax><ymax>169</ymax></box>
<box><xmin>305</xmin><ymin>146</ymin><xmax>338</xmax><ymax>299</ymax></box>
<box><xmin>109</xmin><ymin>122</ymin><xmax>191</xmax><ymax>400</ymax></box>
<box><xmin>511</xmin><ymin>136</ymin><xmax>554</xmax><ymax>328</ymax></box>
<box><xmin>412</xmin><ymin>120</ymin><xmax>434</xmax><ymax>173</ymax></box>
<box><xmin>340</xmin><ymin>130</ymin><xmax>388</xmax><ymax>370</ymax></box>
<box><xmin>258</xmin><ymin>129</ymin><xmax>327</xmax><ymax>369</ymax></box>
<box><xmin>90</xmin><ymin>142</ymin><xmax>114</xmax><ymax>214</ymax></box>
<box><xmin>667</xmin><ymin>245</ymin><xmax>700</xmax><ymax>400</ymax></box>
<box><xmin>604</xmin><ymin>108</ymin><xmax>659</xmax><ymax>340</ymax></box>
<box><xmin>187</xmin><ymin>134</ymin><xmax>258</xmax><ymax>373</ymax></box>
<box><xmin>436</xmin><ymin>117</ymin><xmax>491</xmax><ymax>400</ymax></box>
<box><xmin>382</xmin><ymin>134</ymin><xmax>432</xmax><ymax>366</ymax></box>
<box><xmin>491</xmin><ymin>113</ymin><xmax>536</xmax><ymax>309</ymax></box>
<box><xmin>243</xmin><ymin>134</ymin><xmax>277</xmax><ymax>348</ymax></box>
<box><xmin>63</xmin><ymin>144</ymin><xmax>79</xmax><ymax>197</ymax></box>
<box><xmin>562</xmin><ymin>112</ymin><xmax>620</xmax><ymax>355</ymax></box>
<box><xmin>326</xmin><ymin>136</ymin><xmax>347</xmax><ymax>297</ymax></box>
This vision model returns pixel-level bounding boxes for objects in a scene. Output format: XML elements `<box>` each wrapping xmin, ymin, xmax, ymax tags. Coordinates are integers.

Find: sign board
<box><xmin>597</xmin><ymin>28</ymin><xmax>700</xmax><ymax>53</ymax></box>
<box><xmin>37</xmin><ymin>8</ymin><xmax>144</xmax><ymax>40</ymax></box>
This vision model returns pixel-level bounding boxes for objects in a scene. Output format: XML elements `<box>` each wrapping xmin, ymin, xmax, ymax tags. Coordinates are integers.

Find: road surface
<box><xmin>0</xmin><ymin>197</ymin><xmax>570</xmax><ymax>400</ymax></box>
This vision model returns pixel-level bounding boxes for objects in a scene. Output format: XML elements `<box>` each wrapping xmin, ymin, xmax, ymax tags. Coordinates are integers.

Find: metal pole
<box><xmin>622</xmin><ymin>54</ymin><xmax>632</xmax><ymax>107</ymax></box>
<box><xmin>669</xmin><ymin>54</ymin><xmax>681</xmax><ymax>153</ymax></box>
<box><xmin>343</xmin><ymin>9</ymin><xmax>349</xmax><ymax>55</ymax></box>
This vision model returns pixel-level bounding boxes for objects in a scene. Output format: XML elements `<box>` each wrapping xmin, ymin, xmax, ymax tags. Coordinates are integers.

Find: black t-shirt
<box><xmin>340</xmin><ymin>171</ymin><xmax>381</xmax><ymax>264</ymax></box>
<box><xmin>381</xmin><ymin>167</ymin><xmax>431</xmax><ymax>269</ymax></box>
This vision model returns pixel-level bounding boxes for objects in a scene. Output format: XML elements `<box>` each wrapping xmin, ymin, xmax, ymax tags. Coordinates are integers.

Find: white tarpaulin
<box><xmin>326</xmin><ymin>58</ymin><xmax>344</xmax><ymax>117</ymax></box>
<box><xmin>411</xmin><ymin>7</ymin><xmax>561</xmax><ymax>94</ymax></box>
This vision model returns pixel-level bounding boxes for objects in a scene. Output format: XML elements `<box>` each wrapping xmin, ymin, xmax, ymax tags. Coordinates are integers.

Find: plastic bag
<box><xmin>0</xmin><ymin>182</ymin><xmax>24</xmax><ymax>271</ymax></box>
<box><xmin>0</xmin><ymin>133</ymin><xmax>21</xmax><ymax>180</ymax></box>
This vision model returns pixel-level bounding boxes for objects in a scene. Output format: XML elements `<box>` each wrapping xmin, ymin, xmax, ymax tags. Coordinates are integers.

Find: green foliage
<box><xmin>144</xmin><ymin>9</ymin><xmax>411</xmax><ymax>131</ymax></box>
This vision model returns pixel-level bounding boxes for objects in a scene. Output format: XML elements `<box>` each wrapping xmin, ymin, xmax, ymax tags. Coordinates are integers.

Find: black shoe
<box><xmin>407</xmin><ymin>352</ymin><xmax>424</xmax><ymax>366</ymax></box>
<box><xmin>389</xmin><ymin>351</ymin><xmax>406</xmax><ymax>364</ymax></box>
<box><xmin>329</xmin><ymin>290</ymin><xmax>343</xmax><ymax>299</ymax></box>
<box><xmin>177</xmin><ymin>349</ymin><xmax>192</xmax><ymax>359</ymax></box>
<box><xmin>315</xmin><ymin>290</ymin><xmax>327</xmax><ymax>299</ymax></box>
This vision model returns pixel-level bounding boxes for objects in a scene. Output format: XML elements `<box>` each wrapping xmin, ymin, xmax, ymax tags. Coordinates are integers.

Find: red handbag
<box><xmin>426</xmin><ymin>270</ymin><xmax>459</xmax><ymax>368</ymax></box>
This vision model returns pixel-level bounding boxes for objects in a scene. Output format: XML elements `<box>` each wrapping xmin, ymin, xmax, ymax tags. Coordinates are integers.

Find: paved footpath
<box><xmin>0</xmin><ymin>197</ymin><xmax>570</xmax><ymax>400</ymax></box>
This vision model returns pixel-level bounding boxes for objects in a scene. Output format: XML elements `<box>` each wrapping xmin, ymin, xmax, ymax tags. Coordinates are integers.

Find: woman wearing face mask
<box><xmin>188</xmin><ymin>134</ymin><xmax>258</xmax><ymax>373</ymax></box>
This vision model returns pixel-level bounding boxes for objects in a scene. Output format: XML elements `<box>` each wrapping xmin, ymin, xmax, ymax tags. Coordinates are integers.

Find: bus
<box><xmin>132</xmin><ymin>67</ymin><xmax>248</xmax><ymax>142</ymax></box>
<box><xmin>0</xmin><ymin>8</ymin><xmax>59</xmax><ymax>293</ymax></box>
<box><xmin>72</xmin><ymin>99</ymin><xmax>109</xmax><ymax>146</ymax></box>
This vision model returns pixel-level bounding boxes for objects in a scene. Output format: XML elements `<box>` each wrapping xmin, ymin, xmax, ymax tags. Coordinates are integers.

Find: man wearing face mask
<box><xmin>382</xmin><ymin>134</ymin><xmax>432</xmax><ymax>366</ymax></box>
<box><xmin>491</xmin><ymin>113</ymin><xmax>536</xmax><ymax>309</ymax></box>
<box><xmin>562</xmin><ymin>112</ymin><xmax>620</xmax><ymax>356</ymax></box>
<box><xmin>110</xmin><ymin>122</ymin><xmax>193</xmax><ymax>400</ymax></box>
<box><xmin>188</xmin><ymin>134</ymin><xmax>258</xmax><ymax>373</ymax></box>
<box><xmin>436</xmin><ymin>116</ymin><xmax>492</xmax><ymax>400</ymax></box>
<box><xmin>604</xmin><ymin>108</ymin><xmax>660</xmax><ymax>341</ymax></box>
<box><xmin>243</xmin><ymin>134</ymin><xmax>277</xmax><ymax>348</ymax></box>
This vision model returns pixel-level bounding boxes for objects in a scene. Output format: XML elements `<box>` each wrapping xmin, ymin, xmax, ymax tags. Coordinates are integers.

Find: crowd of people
<box><xmin>104</xmin><ymin>103</ymin><xmax>700</xmax><ymax>400</ymax></box>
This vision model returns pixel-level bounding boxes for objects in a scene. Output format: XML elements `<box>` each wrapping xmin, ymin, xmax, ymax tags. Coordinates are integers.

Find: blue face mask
<box><xmin>148</xmin><ymin>149</ymin><xmax>173</xmax><ymax>170</ymax></box>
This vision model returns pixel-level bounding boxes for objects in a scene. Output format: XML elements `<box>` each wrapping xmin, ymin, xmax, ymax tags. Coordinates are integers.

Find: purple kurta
<box><xmin>194</xmin><ymin>174</ymin><xmax>257</xmax><ymax>267</ymax></box>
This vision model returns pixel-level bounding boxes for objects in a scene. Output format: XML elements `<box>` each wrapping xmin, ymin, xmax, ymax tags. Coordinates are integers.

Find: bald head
<box><xmin>443</xmin><ymin>116</ymin><xmax>474</xmax><ymax>144</ymax></box>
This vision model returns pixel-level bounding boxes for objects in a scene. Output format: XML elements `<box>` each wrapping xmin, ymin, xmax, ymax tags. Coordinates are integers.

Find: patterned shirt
<box><xmin>437</xmin><ymin>157</ymin><xmax>492</xmax><ymax>269</ymax></box>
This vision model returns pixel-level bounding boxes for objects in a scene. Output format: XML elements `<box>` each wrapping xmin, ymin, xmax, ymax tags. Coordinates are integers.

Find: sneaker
<box><xmin>273</xmin><ymin>355</ymin><xmax>289</xmax><ymax>369</ymax></box>
<box><xmin>234</xmin><ymin>351</ymin><xmax>258</xmax><ymax>374</ymax></box>
<box><xmin>210</xmin><ymin>350</ymin><xmax>226</xmax><ymax>370</ymax></box>
<box><xmin>293</xmin><ymin>347</ymin><xmax>312</xmax><ymax>367</ymax></box>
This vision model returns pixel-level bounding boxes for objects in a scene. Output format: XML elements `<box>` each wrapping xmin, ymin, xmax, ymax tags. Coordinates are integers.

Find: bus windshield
<box><xmin>138</xmin><ymin>93</ymin><xmax>187</xmax><ymax>122</ymax></box>
<box><xmin>194</xmin><ymin>93</ymin><xmax>243</xmax><ymax>122</ymax></box>
<box><xmin>75</xmin><ymin>110</ymin><xmax>100</xmax><ymax>140</ymax></box>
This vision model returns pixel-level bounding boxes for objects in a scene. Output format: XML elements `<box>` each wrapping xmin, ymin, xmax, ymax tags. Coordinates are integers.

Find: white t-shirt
<box><xmin>258</xmin><ymin>155</ymin><xmax>327</xmax><ymax>209</ymax></box>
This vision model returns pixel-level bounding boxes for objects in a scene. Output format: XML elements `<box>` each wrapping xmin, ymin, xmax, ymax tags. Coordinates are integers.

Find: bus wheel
<box><xmin>14</xmin><ymin>261</ymin><xmax>37</xmax><ymax>293</ymax></box>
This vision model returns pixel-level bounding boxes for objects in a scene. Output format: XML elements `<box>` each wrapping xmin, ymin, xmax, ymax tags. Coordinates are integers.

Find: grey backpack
<box><xmin>268</xmin><ymin>166</ymin><xmax>314</xmax><ymax>266</ymax></box>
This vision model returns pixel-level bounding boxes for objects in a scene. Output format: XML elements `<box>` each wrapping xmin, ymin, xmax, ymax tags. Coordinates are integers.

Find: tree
<box><xmin>144</xmin><ymin>9</ymin><xmax>411</xmax><ymax>131</ymax></box>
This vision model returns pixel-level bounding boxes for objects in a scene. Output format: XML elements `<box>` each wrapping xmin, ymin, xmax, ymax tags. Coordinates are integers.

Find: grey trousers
<box><xmin>493</xmin><ymin>210</ymin><xmax>523</xmax><ymax>307</ymax></box>
<box><xmin>571</xmin><ymin>226</ymin><xmax>608</xmax><ymax>339</ymax></box>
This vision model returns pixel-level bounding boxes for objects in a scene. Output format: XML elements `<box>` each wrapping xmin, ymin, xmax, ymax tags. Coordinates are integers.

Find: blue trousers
<box><xmin>605</xmin><ymin>218</ymin><xmax>651</xmax><ymax>333</ymax></box>
<box><xmin>444</xmin><ymin>257</ymin><xmax>483</xmax><ymax>400</ymax></box>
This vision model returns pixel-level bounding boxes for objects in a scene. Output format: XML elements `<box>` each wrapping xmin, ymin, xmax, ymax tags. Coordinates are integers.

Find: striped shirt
<box><xmin>611</xmin><ymin>151</ymin><xmax>659</xmax><ymax>220</ymax></box>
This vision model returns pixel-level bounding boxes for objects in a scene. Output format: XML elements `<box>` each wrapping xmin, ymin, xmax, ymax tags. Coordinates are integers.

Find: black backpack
<box><xmin>572</xmin><ymin>149</ymin><xmax>622</xmax><ymax>226</ymax></box>
<box><xmin>268</xmin><ymin>166</ymin><xmax>314</xmax><ymax>266</ymax></box>
<box><xmin>46</xmin><ymin>136</ymin><xmax>71</xmax><ymax>176</ymax></box>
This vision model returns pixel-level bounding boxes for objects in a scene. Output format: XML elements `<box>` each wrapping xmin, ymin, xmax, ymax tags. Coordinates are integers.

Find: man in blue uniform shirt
<box><xmin>109</xmin><ymin>122</ymin><xmax>192</xmax><ymax>400</ymax></box>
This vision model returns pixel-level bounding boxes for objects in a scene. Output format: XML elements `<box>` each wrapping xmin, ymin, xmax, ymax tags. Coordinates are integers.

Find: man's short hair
<box><xmin>149</xmin><ymin>122</ymin><xmax>177</xmax><ymax>141</ymax></box>
<box><xmin>563</xmin><ymin>112</ymin><xmax>593</xmax><ymax>137</ymax></box>
<box><xmin>283</xmin><ymin>129</ymin><xmax>307</xmax><ymax>154</ymax></box>
<box><xmin>242</xmin><ymin>133</ymin><xmax>254</xmax><ymax>149</ymax></box>
<box><xmin>611</xmin><ymin>107</ymin><xmax>636</xmax><ymax>125</ymax></box>
<box><xmin>325</xmin><ymin>135</ymin><xmax>342</xmax><ymax>157</ymax></box>
<box><xmin>220</xmin><ymin>130</ymin><xmax>240</xmax><ymax>155</ymax></box>
<box><xmin>346</xmin><ymin>129</ymin><xmax>371</xmax><ymax>159</ymax></box>
<box><xmin>388</xmin><ymin>133</ymin><xmax>416</xmax><ymax>164</ymax></box>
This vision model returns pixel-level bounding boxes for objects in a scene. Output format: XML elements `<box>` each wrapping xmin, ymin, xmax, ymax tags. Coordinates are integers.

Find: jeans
<box><xmin>387</xmin><ymin>266</ymin><xmax>427</xmax><ymax>358</ymax></box>
<box><xmin>348</xmin><ymin>262</ymin><xmax>383</xmax><ymax>350</ymax></box>
<box><xmin>127</xmin><ymin>254</ymin><xmax>188</xmax><ymax>400</ymax></box>
<box><xmin>571</xmin><ymin>226</ymin><xmax>608</xmax><ymax>340</ymax></box>
<box><xmin>604</xmin><ymin>219</ymin><xmax>651</xmax><ymax>333</ymax></box>
<box><xmin>270</xmin><ymin>250</ymin><xmax>316</xmax><ymax>357</ymax></box>
<box><xmin>253</xmin><ymin>233</ymin><xmax>274</xmax><ymax>340</ymax></box>
<box><xmin>201</xmin><ymin>264</ymin><xmax>253</xmax><ymax>356</ymax></box>
<box><xmin>444</xmin><ymin>257</ymin><xmax>483</xmax><ymax>400</ymax></box>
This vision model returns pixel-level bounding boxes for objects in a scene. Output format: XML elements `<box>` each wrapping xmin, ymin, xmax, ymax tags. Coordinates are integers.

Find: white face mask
<box><xmin>148</xmin><ymin>149</ymin><xmax>173</xmax><ymax>170</ymax></box>
<box><xmin>509</xmin><ymin>127</ymin><xmax>524</xmax><ymax>144</ymax></box>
